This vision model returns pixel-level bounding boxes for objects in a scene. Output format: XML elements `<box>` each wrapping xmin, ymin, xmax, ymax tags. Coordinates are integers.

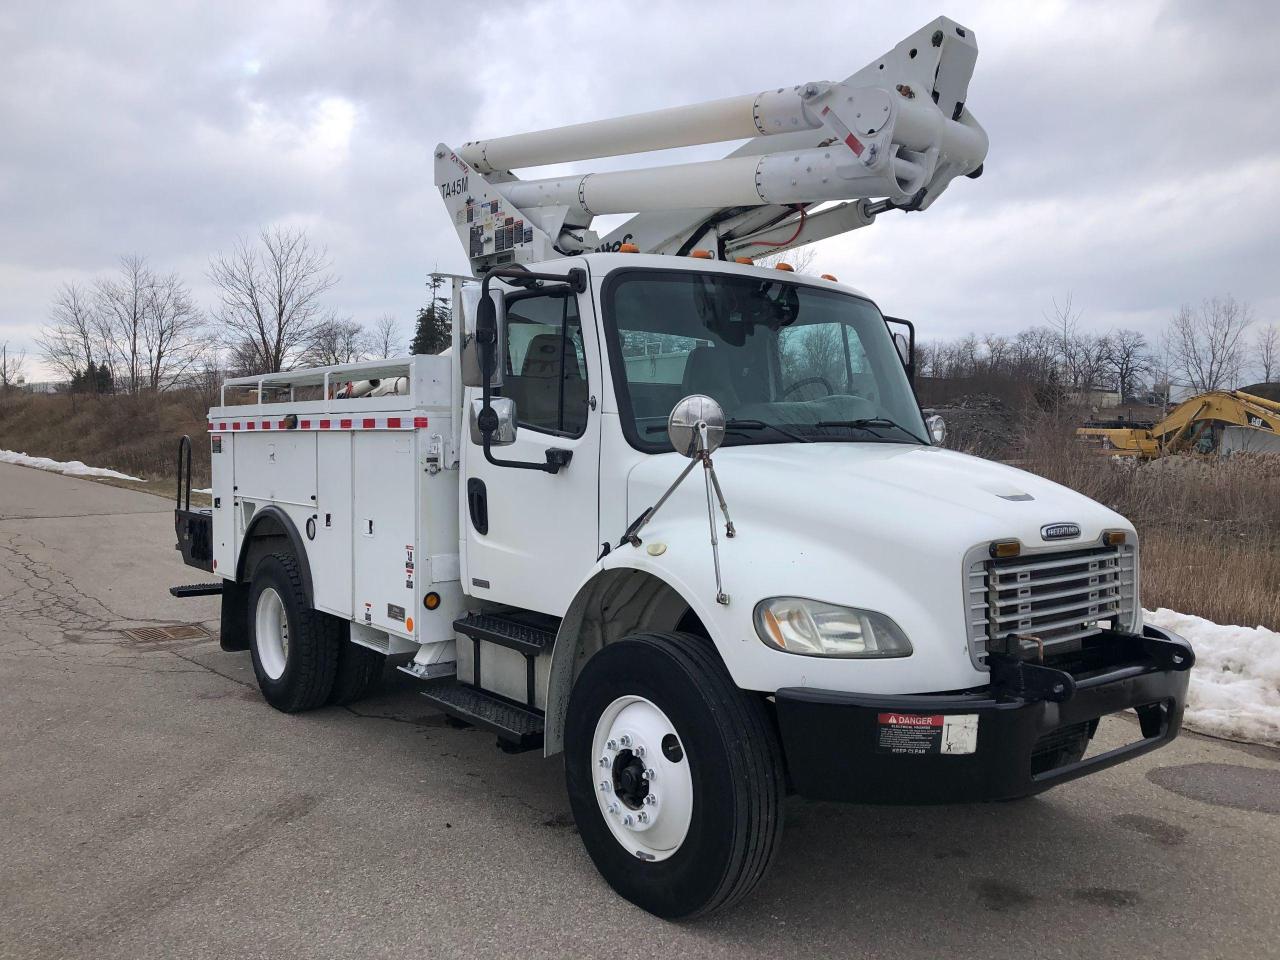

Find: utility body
<box><xmin>172</xmin><ymin>16</ymin><xmax>1193</xmax><ymax>918</ymax></box>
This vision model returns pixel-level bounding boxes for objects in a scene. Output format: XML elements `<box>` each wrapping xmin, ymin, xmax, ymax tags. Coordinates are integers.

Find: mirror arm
<box><xmin>476</xmin><ymin>266</ymin><xmax>587</xmax><ymax>475</ymax></box>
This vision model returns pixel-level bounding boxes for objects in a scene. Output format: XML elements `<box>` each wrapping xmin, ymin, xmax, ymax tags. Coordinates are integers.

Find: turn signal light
<box><xmin>405</xmin><ymin>617</ymin><xmax>415</xmax><ymax>632</ymax></box>
<box><xmin>774</xmin><ymin>262</ymin><xmax>794</xmax><ymax>272</ymax></box>
<box><xmin>1104</xmin><ymin>531</ymin><xmax>1128</xmax><ymax>546</ymax></box>
<box><xmin>989</xmin><ymin>540</ymin><xmax>1021</xmax><ymax>559</ymax></box>
<box><xmin>619</xmin><ymin>243</ymin><xmax>639</xmax><ymax>253</ymax></box>
<box><xmin>424</xmin><ymin>592</ymin><xmax>441</xmax><ymax>610</ymax></box>
<box><xmin>690</xmin><ymin>249</ymin><xmax>713</xmax><ymax>259</ymax></box>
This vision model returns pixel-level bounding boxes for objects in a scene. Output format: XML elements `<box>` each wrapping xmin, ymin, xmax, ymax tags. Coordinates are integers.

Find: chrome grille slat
<box><xmin>965</xmin><ymin>542</ymin><xmax>1138</xmax><ymax>670</ymax></box>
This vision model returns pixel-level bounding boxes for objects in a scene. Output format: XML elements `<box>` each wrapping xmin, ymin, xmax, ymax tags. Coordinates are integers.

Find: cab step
<box><xmin>420</xmin><ymin>679</ymin><xmax>544</xmax><ymax>752</ymax></box>
<box><xmin>453</xmin><ymin>611</ymin><xmax>558</xmax><ymax>655</ymax></box>
<box><xmin>169</xmin><ymin>582</ymin><xmax>223</xmax><ymax>598</ymax></box>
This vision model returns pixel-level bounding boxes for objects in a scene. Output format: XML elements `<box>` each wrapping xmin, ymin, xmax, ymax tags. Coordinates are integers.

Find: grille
<box><xmin>967</xmin><ymin>543</ymin><xmax>1137</xmax><ymax>667</ymax></box>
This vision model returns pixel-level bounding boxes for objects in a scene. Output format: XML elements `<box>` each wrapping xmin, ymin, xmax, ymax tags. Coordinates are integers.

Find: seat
<box><xmin>681</xmin><ymin>345</ymin><xmax>740</xmax><ymax>410</ymax></box>
<box><xmin>513</xmin><ymin>332</ymin><xmax>586</xmax><ymax>432</ymax></box>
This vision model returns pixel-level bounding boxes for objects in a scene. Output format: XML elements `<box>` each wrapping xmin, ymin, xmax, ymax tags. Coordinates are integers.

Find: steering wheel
<box><xmin>782</xmin><ymin>376</ymin><xmax>834</xmax><ymax>399</ymax></box>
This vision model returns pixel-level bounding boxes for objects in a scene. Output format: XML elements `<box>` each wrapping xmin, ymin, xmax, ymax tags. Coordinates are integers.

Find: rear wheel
<box><xmin>564</xmin><ymin>632</ymin><xmax>784</xmax><ymax>919</ymax></box>
<box><xmin>248</xmin><ymin>553</ymin><xmax>339</xmax><ymax>712</ymax></box>
<box><xmin>328</xmin><ymin>628</ymin><xmax>385</xmax><ymax>705</ymax></box>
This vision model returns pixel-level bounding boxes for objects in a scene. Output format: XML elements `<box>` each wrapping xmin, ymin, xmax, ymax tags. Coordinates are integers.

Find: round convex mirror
<box><xmin>668</xmin><ymin>395</ymin><xmax>726</xmax><ymax>457</ymax></box>
<box><xmin>926</xmin><ymin>414</ymin><xmax>947</xmax><ymax>446</ymax></box>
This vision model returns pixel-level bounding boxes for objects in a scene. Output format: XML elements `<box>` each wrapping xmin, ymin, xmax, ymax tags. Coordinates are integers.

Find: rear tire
<box><xmin>328</xmin><ymin>628</ymin><xmax>385</xmax><ymax>705</ymax></box>
<box><xmin>564</xmin><ymin>632</ymin><xmax>784</xmax><ymax>919</ymax></box>
<box><xmin>248</xmin><ymin>553</ymin><xmax>339</xmax><ymax>712</ymax></box>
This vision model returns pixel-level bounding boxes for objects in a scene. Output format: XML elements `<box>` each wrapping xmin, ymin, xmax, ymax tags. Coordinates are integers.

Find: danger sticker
<box><xmin>877</xmin><ymin>713</ymin><xmax>978</xmax><ymax>756</ymax></box>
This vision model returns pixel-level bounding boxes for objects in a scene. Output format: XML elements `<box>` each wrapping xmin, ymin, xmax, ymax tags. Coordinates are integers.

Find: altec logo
<box><xmin>1041</xmin><ymin>522</ymin><xmax>1081</xmax><ymax>541</ymax></box>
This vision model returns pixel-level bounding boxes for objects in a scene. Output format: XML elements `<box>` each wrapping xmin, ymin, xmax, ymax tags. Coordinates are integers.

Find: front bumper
<box><xmin>774</xmin><ymin>624</ymin><xmax>1194</xmax><ymax>804</ymax></box>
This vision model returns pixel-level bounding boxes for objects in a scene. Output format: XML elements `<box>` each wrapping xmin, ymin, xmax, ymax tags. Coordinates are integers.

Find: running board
<box><xmin>169</xmin><ymin>583</ymin><xmax>223</xmax><ymax>598</ymax></box>
<box><xmin>453</xmin><ymin>611</ymin><xmax>557</xmax><ymax>655</ymax></box>
<box><xmin>420</xmin><ymin>679</ymin><xmax>544</xmax><ymax>752</ymax></box>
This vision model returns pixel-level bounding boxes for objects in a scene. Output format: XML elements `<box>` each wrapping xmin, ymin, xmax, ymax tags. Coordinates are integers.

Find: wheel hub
<box><xmin>591</xmin><ymin>696</ymin><xmax>693</xmax><ymax>862</ymax></box>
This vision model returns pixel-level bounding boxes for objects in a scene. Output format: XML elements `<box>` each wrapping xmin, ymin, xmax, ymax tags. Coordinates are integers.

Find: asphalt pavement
<box><xmin>1</xmin><ymin>459</ymin><xmax>1278</xmax><ymax>960</ymax></box>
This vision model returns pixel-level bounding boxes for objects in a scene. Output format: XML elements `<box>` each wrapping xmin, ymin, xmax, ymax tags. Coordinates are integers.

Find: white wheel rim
<box><xmin>590</xmin><ymin>695</ymin><xmax>693</xmax><ymax>862</ymax></box>
<box><xmin>254</xmin><ymin>587</ymin><xmax>289</xmax><ymax>680</ymax></box>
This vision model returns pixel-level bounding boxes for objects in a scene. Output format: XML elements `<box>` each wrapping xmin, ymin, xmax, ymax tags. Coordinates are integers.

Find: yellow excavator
<box><xmin>1077</xmin><ymin>390</ymin><xmax>1280</xmax><ymax>458</ymax></box>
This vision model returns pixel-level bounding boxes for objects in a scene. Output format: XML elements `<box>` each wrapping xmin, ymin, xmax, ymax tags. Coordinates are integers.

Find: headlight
<box><xmin>753</xmin><ymin>597</ymin><xmax>913</xmax><ymax>658</ymax></box>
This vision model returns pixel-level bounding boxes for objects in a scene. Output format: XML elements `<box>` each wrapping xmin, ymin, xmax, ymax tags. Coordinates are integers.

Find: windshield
<box><xmin>602</xmin><ymin>269</ymin><xmax>927</xmax><ymax>451</ymax></box>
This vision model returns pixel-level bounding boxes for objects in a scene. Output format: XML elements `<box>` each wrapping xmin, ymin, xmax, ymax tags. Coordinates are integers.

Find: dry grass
<box><xmin>1019</xmin><ymin>407</ymin><xmax>1280</xmax><ymax>630</ymax></box>
<box><xmin>0</xmin><ymin>391</ymin><xmax>210</xmax><ymax>486</ymax></box>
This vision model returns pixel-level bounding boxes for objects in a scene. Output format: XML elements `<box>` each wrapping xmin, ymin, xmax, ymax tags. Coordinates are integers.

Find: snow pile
<box><xmin>1146</xmin><ymin>607</ymin><xmax>1280</xmax><ymax>746</ymax></box>
<box><xmin>0</xmin><ymin>449</ymin><xmax>145</xmax><ymax>483</ymax></box>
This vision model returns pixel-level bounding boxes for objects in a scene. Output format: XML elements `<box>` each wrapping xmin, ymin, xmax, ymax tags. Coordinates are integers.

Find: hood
<box><xmin>627</xmin><ymin>442</ymin><xmax>1129</xmax><ymax>555</ymax></box>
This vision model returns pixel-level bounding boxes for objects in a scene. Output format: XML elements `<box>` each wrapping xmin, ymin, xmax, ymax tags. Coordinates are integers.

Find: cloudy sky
<box><xmin>3</xmin><ymin>0</ymin><xmax>1277</xmax><ymax>379</ymax></box>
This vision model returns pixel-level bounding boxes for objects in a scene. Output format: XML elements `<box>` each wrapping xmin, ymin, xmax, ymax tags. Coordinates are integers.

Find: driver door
<box><xmin>462</xmin><ymin>263</ymin><xmax>601</xmax><ymax>616</ymax></box>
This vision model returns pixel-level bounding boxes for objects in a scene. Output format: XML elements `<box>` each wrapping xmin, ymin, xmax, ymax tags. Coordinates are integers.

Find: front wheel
<box><xmin>564</xmin><ymin>633</ymin><xmax>784</xmax><ymax>919</ymax></box>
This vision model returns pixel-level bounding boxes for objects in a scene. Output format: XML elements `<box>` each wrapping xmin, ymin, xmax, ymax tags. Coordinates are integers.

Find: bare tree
<box><xmin>1102</xmin><ymin>328</ymin><xmax>1154</xmax><ymax>401</ymax></box>
<box><xmin>1165</xmin><ymin>295</ymin><xmax>1252</xmax><ymax>392</ymax></box>
<box><xmin>143</xmin><ymin>271</ymin><xmax>204</xmax><ymax>391</ymax></box>
<box><xmin>371</xmin><ymin>314</ymin><xmax>401</xmax><ymax>359</ymax></box>
<box><xmin>1254</xmin><ymin>324</ymin><xmax>1279</xmax><ymax>384</ymax></box>
<box><xmin>95</xmin><ymin>254</ymin><xmax>152</xmax><ymax>394</ymax></box>
<box><xmin>208</xmin><ymin>226</ymin><xmax>337</xmax><ymax>374</ymax></box>
<box><xmin>303</xmin><ymin>317</ymin><xmax>368</xmax><ymax>367</ymax></box>
<box><xmin>756</xmin><ymin>246</ymin><xmax>819</xmax><ymax>274</ymax></box>
<box><xmin>0</xmin><ymin>341</ymin><xmax>26</xmax><ymax>393</ymax></box>
<box><xmin>38</xmin><ymin>282</ymin><xmax>105</xmax><ymax>386</ymax></box>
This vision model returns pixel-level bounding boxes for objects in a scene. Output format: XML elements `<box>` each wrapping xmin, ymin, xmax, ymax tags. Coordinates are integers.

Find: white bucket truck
<box><xmin>172</xmin><ymin>17</ymin><xmax>1193</xmax><ymax>918</ymax></box>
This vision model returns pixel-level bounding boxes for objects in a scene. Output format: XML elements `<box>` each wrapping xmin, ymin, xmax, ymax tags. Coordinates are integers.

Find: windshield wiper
<box><xmin>725</xmin><ymin>418</ymin><xmax>812</xmax><ymax>443</ymax></box>
<box><xmin>813</xmin><ymin>418</ymin><xmax>927</xmax><ymax>444</ymax></box>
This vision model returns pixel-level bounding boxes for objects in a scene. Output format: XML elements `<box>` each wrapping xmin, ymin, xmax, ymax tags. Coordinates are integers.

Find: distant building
<box><xmin>22</xmin><ymin>381</ymin><xmax>63</xmax><ymax>395</ymax></box>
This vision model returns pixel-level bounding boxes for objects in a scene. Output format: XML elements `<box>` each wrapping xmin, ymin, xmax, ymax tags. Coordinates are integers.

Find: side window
<box><xmin>502</xmin><ymin>291</ymin><xmax>589</xmax><ymax>436</ymax></box>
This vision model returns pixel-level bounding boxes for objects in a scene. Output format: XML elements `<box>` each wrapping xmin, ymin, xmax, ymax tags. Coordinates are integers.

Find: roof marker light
<box><xmin>619</xmin><ymin>243</ymin><xmax>639</xmax><ymax>253</ymax></box>
<box><xmin>774</xmin><ymin>262</ymin><xmax>795</xmax><ymax>272</ymax></box>
<box><xmin>821</xmin><ymin>274</ymin><xmax>839</xmax><ymax>281</ymax></box>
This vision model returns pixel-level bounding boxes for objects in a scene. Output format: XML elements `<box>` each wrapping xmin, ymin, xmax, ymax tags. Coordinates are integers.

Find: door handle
<box><xmin>467</xmin><ymin>478</ymin><xmax>489</xmax><ymax>535</ymax></box>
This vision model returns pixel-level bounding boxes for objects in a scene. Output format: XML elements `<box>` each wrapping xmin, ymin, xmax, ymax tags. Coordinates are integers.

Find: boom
<box><xmin>434</xmin><ymin>16</ymin><xmax>987</xmax><ymax>270</ymax></box>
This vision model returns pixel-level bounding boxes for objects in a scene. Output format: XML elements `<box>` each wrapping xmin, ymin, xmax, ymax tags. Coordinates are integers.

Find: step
<box><xmin>169</xmin><ymin>582</ymin><xmax>223</xmax><ymax>598</ymax></box>
<box><xmin>453</xmin><ymin>611</ymin><xmax>558</xmax><ymax>656</ymax></box>
<box><xmin>420</xmin><ymin>680</ymin><xmax>544</xmax><ymax>751</ymax></box>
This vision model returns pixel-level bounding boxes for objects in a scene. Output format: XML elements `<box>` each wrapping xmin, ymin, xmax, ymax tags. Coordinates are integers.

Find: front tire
<box><xmin>564</xmin><ymin>632</ymin><xmax>784</xmax><ymax>919</ymax></box>
<box><xmin>248</xmin><ymin>552</ymin><xmax>339</xmax><ymax>712</ymax></box>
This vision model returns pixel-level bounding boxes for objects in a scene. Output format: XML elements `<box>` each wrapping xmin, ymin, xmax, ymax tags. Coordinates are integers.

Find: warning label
<box><xmin>877</xmin><ymin>713</ymin><xmax>979</xmax><ymax>756</ymax></box>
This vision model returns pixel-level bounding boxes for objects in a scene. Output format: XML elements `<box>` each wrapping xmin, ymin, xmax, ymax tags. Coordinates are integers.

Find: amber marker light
<box><xmin>424</xmin><ymin>592</ymin><xmax>441</xmax><ymax>610</ymax></box>
<box><xmin>1104</xmin><ymin>531</ymin><xmax>1127</xmax><ymax>546</ymax></box>
<box><xmin>735</xmin><ymin>256</ymin><xmax>753</xmax><ymax>264</ymax></box>
<box><xmin>989</xmin><ymin>540</ymin><xmax>1021</xmax><ymax>559</ymax></box>
<box><xmin>821</xmin><ymin>274</ymin><xmax>839</xmax><ymax>281</ymax></box>
<box><xmin>619</xmin><ymin>243</ymin><xmax>639</xmax><ymax>253</ymax></box>
<box><xmin>405</xmin><ymin>617</ymin><xmax>414</xmax><ymax>632</ymax></box>
<box><xmin>690</xmin><ymin>249</ymin><xmax>713</xmax><ymax>259</ymax></box>
<box><xmin>774</xmin><ymin>262</ymin><xmax>794</xmax><ymax>271</ymax></box>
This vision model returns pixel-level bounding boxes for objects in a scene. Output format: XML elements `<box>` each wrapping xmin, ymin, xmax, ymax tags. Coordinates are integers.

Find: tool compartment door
<box><xmin>352</xmin><ymin>431</ymin><xmax>418</xmax><ymax>636</ymax></box>
<box><xmin>313</xmin><ymin>431</ymin><xmax>353</xmax><ymax>618</ymax></box>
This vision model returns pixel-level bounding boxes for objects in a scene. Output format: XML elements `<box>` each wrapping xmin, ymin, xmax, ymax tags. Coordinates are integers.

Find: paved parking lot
<box><xmin>2</xmin><ymin>460</ymin><xmax>1278</xmax><ymax>960</ymax></box>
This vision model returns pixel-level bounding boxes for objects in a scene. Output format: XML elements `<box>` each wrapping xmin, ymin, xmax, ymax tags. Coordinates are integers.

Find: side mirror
<box><xmin>668</xmin><ymin>394</ymin><xmax>725</xmax><ymax>456</ymax></box>
<box><xmin>884</xmin><ymin>316</ymin><xmax>915</xmax><ymax>383</ymax></box>
<box><xmin>470</xmin><ymin>397</ymin><xmax>517</xmax><ymax>446</ymax></box>
<box><xmin>460</xmin><ymin>286</ymin><xmax>505</xmax><ymax>388</ymax></box>
<box><xmin>926</xmin><ymin>414</ymin><xmax>947</xmax><ymax>446</ymax></box>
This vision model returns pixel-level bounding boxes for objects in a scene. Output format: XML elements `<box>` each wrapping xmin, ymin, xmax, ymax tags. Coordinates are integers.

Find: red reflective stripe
<box><xmin>413</xmin><ymin>416</ymin><xmax>429</xmax><ymax>428</ymax></box>
<box><xmin>340</xmin><ymin>419</ymin><xmax>352</xmax><ymax>429</ymax></box>
<box><xmin>232</xmin><ymin>422</ymin><xmax>241</xmax><ymax>430</ymax></box>
<box><xmin>278</xmin><ymin>421</ymin><xmax>287</xmax><ymax>430</ymax></box>
<box><xmin>247</xmin><ymin>422</ymin><xmax>255</xmax><ymax>430</ymax></box>
<box><xmin>207</xmin><ymin>422</ymin><xmax>213</xmax><ymax>431</ymax></box>
<box><xmin>386</xmin><ymin>417</ymin><xmax>401</xmax><ymax>429</ymax></box>
<box><xmin>219</xmin><ymin>422</ymin><xmax>227</xmax><ymax>431</ymax></box>
<box><xmin>319</xmin><ymin>419</ymin><xmax>331</xmax><ymax>429</ymax></box>
<box><xmin>362</xmin><ymin>418</ymin><xmax>376</xmax><ymax>429</ymax></box>
<box><xmin>262</xmin><ymin>421</ymin><xmax>271</xmax><ymax>430</ymax></box>
<box><xmin>844</xmin><ymin>132</ymin><xmax>864</xmax><ymax>157</ymax></box>
<box><xmin>300</xmin><ymin>420</ymin><xmax>310</xmax><ymax>429</ymax></box>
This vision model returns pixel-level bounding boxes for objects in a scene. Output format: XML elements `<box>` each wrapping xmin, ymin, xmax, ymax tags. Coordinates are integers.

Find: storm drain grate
<box><xmin>120</xmin><ymin>624</ymin><xmax>211</xmax><ymax>643</ymax></box>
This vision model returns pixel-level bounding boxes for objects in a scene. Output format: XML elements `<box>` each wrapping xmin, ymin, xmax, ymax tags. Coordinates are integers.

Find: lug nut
<box><xmin>608</xmin><ymin>802</ymin><xmax>619</xmax><ymax>815</ymax></box>
<box><xmin>599</xmin><ymin>781</ymin><xmax>611</xmax><ymax>793</ymax></box>
<box><xmin>644</xmin><ymin>768</ymin><xmax>656</xmax><ymax>781</ymax></box>
<box><xmin>619</xmin><ymin>734</ymin><xmax>632</xmax><ymax>747</ymax></box>
<box><xmin>635</xmin><ymin>745</ymin><xmax>646</xmax><ymax>758</ymax></box>
<box><xmin>637</xmin><ymin>811</ymin><xmax>649</xmax><ymax>824</ymax></box>
<box><xmin>645</xmin><ymin>794</ymin><xmax>656</xmax><ymax>806</ymax></box>
<box><xmin>599</xmin><ymin>756</ymin><xmax>610</xmax><ymax>768</ymax></box>
<box><xmin>606</xmin><ymin>739</ymin><xmax>617</xmax><ymax>751</ymax></box>
<box><xmin>623</xmin><ymin>815</ymin><xmax>634</xmax><ymax>827</ymax></box>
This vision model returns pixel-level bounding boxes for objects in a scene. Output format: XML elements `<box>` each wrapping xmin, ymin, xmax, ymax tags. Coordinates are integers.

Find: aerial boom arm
<box><xmin>436</xmin><ymin>16</ymin><xmax>987</xmax><ymax>268</ymax></box>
